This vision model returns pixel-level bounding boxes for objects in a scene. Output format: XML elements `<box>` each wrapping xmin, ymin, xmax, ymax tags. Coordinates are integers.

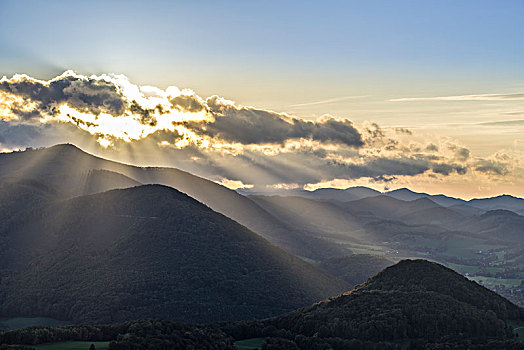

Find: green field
<box><xmin>0</xmin><ymin>317</ymin><xmax>70</xmax><ymax>331</ymax></box>
<box><xmin>446</xmin><ymin>262</ymin><xmax>505</xmax><ymax>275</ymax></box>
<box><xmin>235</xmin><ymin>338</ymin><xmax>264</xmax><ymax>350</ymax></box>
<box><xmin>33</xmin><ymin>341</ymin><xmax>110</xmax><ymax>350</ymax></box>
<box><xmin>469</xmin><ymin>276</ymin><xmax>522</xmax><ymax>287</ymax></box>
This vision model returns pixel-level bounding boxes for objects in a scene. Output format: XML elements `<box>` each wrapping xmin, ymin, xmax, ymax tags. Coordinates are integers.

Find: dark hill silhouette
<box><xmin>358</xmin><ymin>259</ymin><xmax>523</xmax><ymax>320</ymax></box>
<box><xmin>0</xmin><ymin>184</ymin><xmax>349</xmax><ymax>324</ymax></box>
<box><xmin>0</xmin><ymin>145</ymin><xmax>345</xmax><ymax>260</ymax></box>
<box><xmin>3</xmin><ymin>261</ymin><xmax>524</xmax><ymax>349</ymax></box>
<box><xmin>224</xmin><ymin>260</ymin><xmax>524</xmax><ymax>348</ymax></box>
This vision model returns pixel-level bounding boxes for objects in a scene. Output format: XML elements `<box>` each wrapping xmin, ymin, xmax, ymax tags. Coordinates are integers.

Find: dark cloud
<box><xmin>455</xmin><ymin>147</ymin><xmax>470</xmax><ymax>161</ymax></box>
<box><xmin>0</xmin><ymin>72</ymin><xmax>125</xmax><ymax>120</ymax></box>
<box><xmin>329</xmin><ymin>157</ymin><xmax>431</xmax><ymax>179</ymax></box>
<box><xmin>0</xmin><ymin>121</ymin><xmax>42</xmax><ymax>145</ymax></box>
<box><xmin>170</xmin><ymin>95</ymin><xmax>208</xmax><ymax>113</ymax></box>
<box><xmin>432</xmin><ymin>163</ymin><xmax>467</xmax><ymax>176</ymax></box>
<box><xmin>475</xmin><ymin>160</ymin><xmax>508</xmax><ymax>175</ymax></box>
<box><xmin>478</xmin><ymin>119</ymin><xmax>524</xmax><ymax>126</ymax></box>
<box><xmin>395</xmin><ymin>127</ymin><xmax>412</xmax><ymax>135</ymax></box>
<box><xmin>426</xmin><ymin>143</ymin><xmax>439</xmax><ymax>152</ymax></box>
<box><xmin>188</xmin><ymin>97</ymin><xmax>364</xmax><ymax>147</ymax></box>
<box><xmin>1</xmin><ymin>71</ymin><xmax>514</xmax><ymax>192</ymax></box>
<box><xmin>1</xmin><ymin>72</ymin><xmax>364</xmax><ymax>148</ymax></box>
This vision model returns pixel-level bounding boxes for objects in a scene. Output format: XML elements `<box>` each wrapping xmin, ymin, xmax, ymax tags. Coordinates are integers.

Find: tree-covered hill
<box><xmin>224</xmin><ymin>260</ymin><xmax>524</xmax><ymax>349</ymax></box>
<box><xmin>3</xmin><ymin>260</ymin><xmax>523</xmax><ymax>349</ymax></box>
<box><xmin>0</xmin><ymin>184</ymin><xmax>348</xmax><ymax>324</ymax></box>
<box><xmin>0</xmin><ymin>144</ymin><xmax>346</xmax><ymax>260</ymax></box>
<box><xmin>358</xmin><ymin>259</ymin><xmax>524</xmax><ymax>320</ymax></box>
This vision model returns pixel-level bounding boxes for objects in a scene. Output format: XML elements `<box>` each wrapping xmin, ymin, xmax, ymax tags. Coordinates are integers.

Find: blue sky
<box><xmin>0</xmin><ymin>0</ymin><xmax>523</xmax><ymax>197</ymax></box>
<box><xmin>2</xmin><ymin>0</ymin><xmax>523</xmax><ymax>100</ymax></box>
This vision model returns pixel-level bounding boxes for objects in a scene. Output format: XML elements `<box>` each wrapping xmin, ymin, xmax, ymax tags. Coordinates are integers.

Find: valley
<box><xmin>0</xmin><ymin>145</ymin><xmax>523</xmax><ymax>349</ymax></box>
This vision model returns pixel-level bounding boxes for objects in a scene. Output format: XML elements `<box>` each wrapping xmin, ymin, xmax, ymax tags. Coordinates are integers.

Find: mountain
<box><xmin>4</xmin><ymin>260</ymin><xmax>523</xmax><ymax>349</ymax></box>
<box><xmin>399</xmin><ymin>206</ymin><xmax>467</xmax><ymax>228</ymax></box>
<box><xmin>0</xmin><ymin>145</ymin><xmax>345</xmax><ymax>260</ymax></box>
<box><xmin>0</xmin><ymin>178</ymin><xmax>60</xmax><ymax>218</ymax></box>
<box><xmin>238</xmin><ymin>186</ymin><xmax>381</xmax><ymax>202</ymax></box>
<box><xmin>301</xmin><ymin>186</ymin><xmax>381</xmax><ymax>202</ymax></box>
<box><xmin>468</xmin><ymin>195</ymin><xmax>524</xmax><ymax>215</ymax></box>
<box><xmin>385</xmin><ymin>188</ymin><xmax>466</xmax><ymax>207</ymax></box>
<box><xmin>226</xmin><ymin>259</ymin><xmax>524</xmax><ymax>349</ymax></box>
<box><xmin>318</xmin><ymin>254</ymin><xmax>395</xmax><ymax>288</ymax></box>
<box><xmin>83</xmin><ymin>169</ymin><xmax>142</xmax><ymax>195</ymax></box>
<box><xmin>248</xmin><ymin>195</ymin><xmax>362</xmax><ymax>239</ymax></box>
<box><xmin>342</xmin><ymin>195</ymin><xmax>441</xmax><ymax>218</ymax></box>
<box><xmin>0</xmin><ymin>184</ymin><xmax>349</xmax><ymax>324</ymax></box>
<box><xmin>448</xmin><ymin>203</ymin><xmax>486</xmax><ymax>216</ymax></box>
<box><xmin>385</xmin><ymin>188</ymin><xmax>524</xmax><ymax>214</ymax></box>
<box><xmin>462</xmin><ymin>209</ymin><xmax>524</xmax><ymax>242</ymax></box>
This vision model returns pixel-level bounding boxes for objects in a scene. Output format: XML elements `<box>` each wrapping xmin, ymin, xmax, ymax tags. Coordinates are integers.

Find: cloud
<box><xmin>190</xmin><ymin>98</ymin><xmax>363</xmax><ymax>147</ymax></box>
<box><xmin>477</xmin><ymin>119</ymin><xmax>524</xmax><ymax>127</ymax></box>
<box><xmin>425</xmin><ymin>143</ymin><xmax>439</xmax><ymax>152</ymax></box>
<box><xmin>0</xmin><ymin>71</ymin><xmax>520</xmax><ymax>195</ymax></box>
<box><xmin>432</xmin><ymin>163</ymin><xmax>467</xmax><ymax>176</ymax></box>
<box><xmin>455</xmin><ymin>147</ymin><xmax>470</xmax><ymax>161</ymax></box>
<box><xmin>0</xmin><ymin>71</ymin><xmax>363</xmax><ymax>148</ymax></box>
<box><xmin>474</xmin><ymin>159</ymin><xmax>509</xmax><ymax>176</ymax></box>
<box><xmin>216</xmin><ymin>177</ymin><xmax>254</xmax><ymax>190</ymax></box>
<box><xmin>390</xmin><ymin>93</ymin><xmax>524</xmax><ymax>102</ymax></box>
<box><xmin>0</xmin><ymin>71</ymin><xmax>125</xmax><ymax>119</ymax></box>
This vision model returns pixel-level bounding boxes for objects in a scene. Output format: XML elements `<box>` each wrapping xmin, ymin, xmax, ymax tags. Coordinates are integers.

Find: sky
<box><xmin>0</xmin><ymin>0</ymin><xmax>523</xmax><ymax>199</ymax></box>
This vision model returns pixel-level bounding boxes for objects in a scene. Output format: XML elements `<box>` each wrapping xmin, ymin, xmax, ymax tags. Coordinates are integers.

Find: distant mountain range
<box><xmin>244</xmin><ymin>184</ymin><xmax>524</xmax><ymax>215</ymax></box>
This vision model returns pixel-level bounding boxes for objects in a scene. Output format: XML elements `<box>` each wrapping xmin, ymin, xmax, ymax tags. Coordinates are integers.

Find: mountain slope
<box><xmin>385</xmin><ymin>188</ymin><xmax>466</xmax><ymax>207</ymax></box>
<box><xmin>82</xmin><ymin>169</ymin><xmax>142</xmax><ymax>195</ymax></box>
<box><xmin>468</xmin><ymin>195</ymin><xmax>524</xmax><ymax>215</ymax></box>
<box><xmin>301</xmin><ymin>186</ymin><xmax>381</xmax><ymax>202</ymax></box>
<box><xmin>343</xmin><ymin>195</ymin><xmax>441</xmax><ymax>218</ymax></box>
<box><xmin>3</xmin><ymin>260</ymin><xmax>524</xmax><ymax>349</ymax></box>
<box><xmin>227</xmin><ymin>260</ymin><xmax>524</xmax><ymax>348</ymax></box>
<box><xmin>249</xmin><ymin>195</ymin><xmax>362</xmax><ymax>237</ymax></box>
<box><xmin>461</xmin><ymin>209</ymin><xmax>524</xmax><ymax>242</ymax></box>
<box><xmin>0</xmin><ymin>184</ymin><xmax>349</xmax><ymax>324</ymax></box>
<box><xmin>0</xmin><ymin>145</ymin><xmax>345</xmax><ymax>260</ymax></box>
<box><xmin>358</xmin><ymin>259</ymin><xmax>523</xmax><ymax>320</ymax></box>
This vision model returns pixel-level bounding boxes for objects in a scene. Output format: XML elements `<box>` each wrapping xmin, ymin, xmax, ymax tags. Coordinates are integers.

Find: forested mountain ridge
<box><xmin>3</xmin><ymin>260</ymin><xmax>523</xmax><ymax>350</ymax></box>
<box><xmin>224</xmin><ymin>259</ymin><xmax>524</xmax><ymax>349</ymax></box>
<box><xmin>0</xmin><ymin>184</ymin><xmax>349</xmax><ymax>324</ymax></box>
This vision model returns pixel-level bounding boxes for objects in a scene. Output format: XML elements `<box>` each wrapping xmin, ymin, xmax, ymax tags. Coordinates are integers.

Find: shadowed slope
<box><xmin>226</xmin><ymin>260</ymin><xmax>524</xmax><ymax>348</ymax></box>
<box><xmin>0</xmin><ymin>185</ymin><xmax>349</xmax><ymax>324</ymax></box>
<box><xmin>0</xmin><ymin>145</ymin><xmax>345</xmax><ymax>260</ymax></box>
<box><xmin>358</xmin><ymin>259</ymin><xmax>523</xmax><ymax>320</ymax></box>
